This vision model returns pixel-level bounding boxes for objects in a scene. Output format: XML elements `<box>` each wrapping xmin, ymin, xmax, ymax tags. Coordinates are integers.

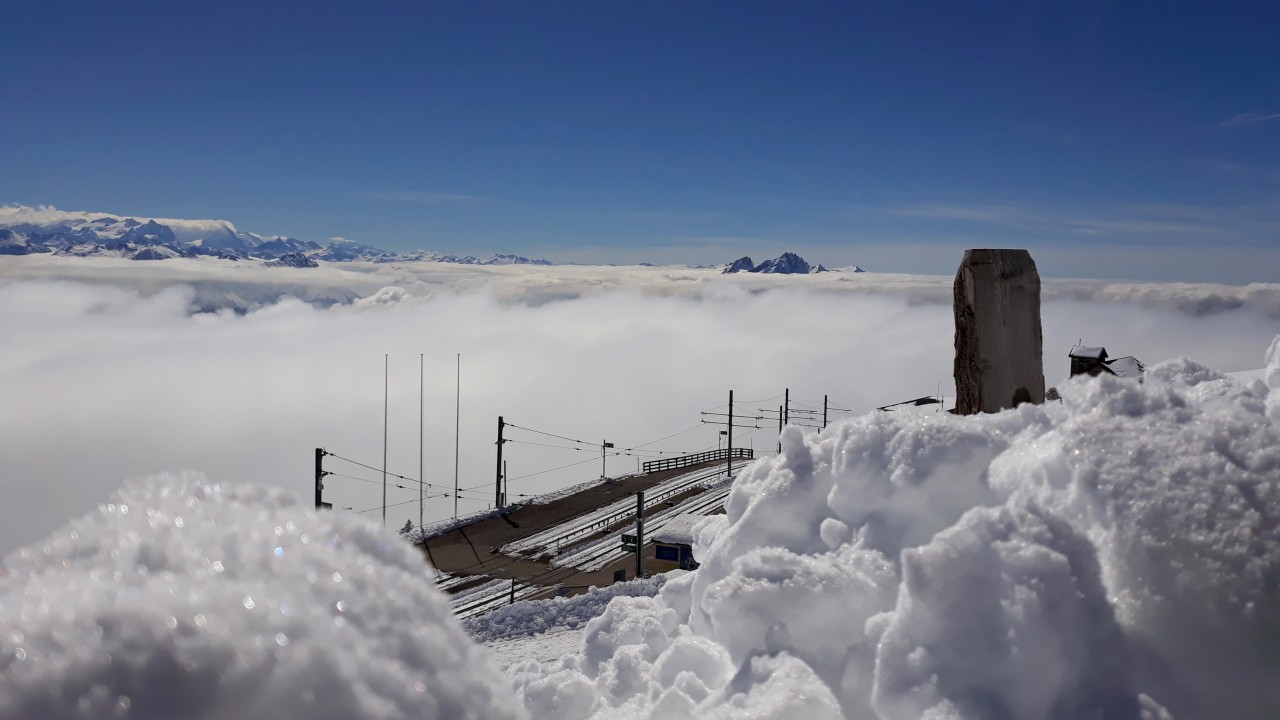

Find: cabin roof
<box><xmin>652</xmin><ymin>513</ymin><xmax>706</xmax><ymax>545</ymax></box>
<box><xmin>1105</xmin><ymin>356</ymin><xmax>1144</xmax><ymax>378</ymax></box>
<box><xmin>1070</xmin><ymin>345</ymin><xmax>1107</xmax><ymax>359</ymax></box>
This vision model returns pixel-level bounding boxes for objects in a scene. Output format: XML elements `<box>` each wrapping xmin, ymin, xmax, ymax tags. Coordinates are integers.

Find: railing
<box><xmin>642</xmin><ymin>447</ymin><xmax>753</xmax><ymax>474</ymax></box>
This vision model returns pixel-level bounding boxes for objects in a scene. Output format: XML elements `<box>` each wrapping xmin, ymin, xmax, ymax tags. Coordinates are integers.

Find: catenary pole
<box><xmin>727</xmin><ymin>389</ymin><xmax>734</xmax><ymax>480</ymax></box>
<box><xmin>776</xmin><ymin>404</ymin><xmax>783</xmax><ymax>453</ymax></box>
<box><xmin>454</xmin><ymin>353</ymin><xmax>460</xmax><ymax>520</ymax></box>
<box><xmin>315</xmin><ymin>448</ymin><xmax>325</xmax><ymax>510</ymax></box>
<box><xmin>419</xmin><ymin>353</ymin><xmax>424</xmax><ymax>531</ymax></box>
<box><xmin>635</xmin><ymin>490</ymin><xmax>645</xmax><ymax>579</ymax></box>
<box><xmin>495</xmin><ymin>416</ymin><xmax>505</xmax><ymax>509</ymax></box>
<box><xmin>382</xmin><ymin>354</ymin><xmax>388</xmax><ymax>527</ymax></box>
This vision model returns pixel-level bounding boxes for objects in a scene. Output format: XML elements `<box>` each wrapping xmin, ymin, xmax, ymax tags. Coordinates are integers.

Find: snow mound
<box><xmin>510</xmin><ymin>336</ymin><xmax>1280</xmax><ymax>719</ymax></box>
<box><xmin>467</xmin><ymin>575</ymin><xmax>667</xmax><ymax>643</ymax></box>
<box><xmin>0</xmin><ymin>473</ymin><xmax>524</xmax><ymax>720</ymax></box>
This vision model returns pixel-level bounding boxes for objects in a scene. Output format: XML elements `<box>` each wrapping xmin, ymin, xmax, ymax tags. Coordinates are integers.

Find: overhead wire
<box><xmin>506</xmin><ymin>438</ymin><xmax>687</xmax><ymax>458</ymax></box>
<box><xmin>726</xmin><ymin>393</ymin><xmax>785</xmax><ymax>406</ymax></box>
<box><xmin>459</xmin><ymin>453</ymin><xmax>608</xmax><ymax>492</ymax></box>
<box><xmin>503</xmin><ymin>421</ymin><xmax>595</xmax><ymax>447</ymax></box>
<box><xmin>351</xmin><ymin>485</ymin><xmax>492</xmax><ymax>514</ymax></box>
<box><xmin>327</xmin><ymin>471</ymin><xmax>421</xmax><ymax>492</ymax></box>
<box><xmin>324</xmin><ymin>450</ymin><xmax>433</xmax><ymax>489</ymax></box>
<box><xmin>627</xmin><ymin>422</ymin><xmax>707</xmax><ymax>450</ymax></box>
<box><xmin>506</xmin><ymin>439</ymin><xmax>596</xmax><ymax>453</ymax></box>
<box><xmin>350</xmin><ymin>411</ymin><xmax>762</xmax><ymax>521</ymax></box>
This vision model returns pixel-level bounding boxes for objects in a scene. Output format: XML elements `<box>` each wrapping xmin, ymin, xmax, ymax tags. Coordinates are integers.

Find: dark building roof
<box><xmin>1069</xmin><ymin>346</ymin><xmax>1107</xmax><ymax>360</ymax></box>
<box><xmin>1068</xmin><ymin>345</ymin><xmax>1145</xmax><ymax>382</ymax></box>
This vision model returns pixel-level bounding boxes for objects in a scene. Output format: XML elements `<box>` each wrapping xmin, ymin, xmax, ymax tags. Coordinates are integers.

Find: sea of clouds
<box><xmin>1</xmin><ymin>256</ymin><xmax>1277</xmax><ymax>553</ymax></box>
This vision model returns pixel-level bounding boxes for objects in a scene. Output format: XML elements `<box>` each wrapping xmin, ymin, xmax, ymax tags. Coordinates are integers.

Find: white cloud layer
<box><xmin>0</xmin><ymin>258</ymin><xmax>1277</xmax><ymax>552</ymax></box>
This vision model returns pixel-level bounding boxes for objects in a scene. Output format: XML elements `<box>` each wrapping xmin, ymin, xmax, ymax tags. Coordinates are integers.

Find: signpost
<box><xmin>634</xmin><ymin>491</ymin><xmax>644</xmax><ymax>578</ymax></box>
<box><xmin>617</xmin><ymin>493</ymin><xmax>645</xmax><ymax>579</ymax></box>
<box><xmin>601</xmin><ymin>440</ymin><xmax>615</xmax><ymax>479</ymax></box>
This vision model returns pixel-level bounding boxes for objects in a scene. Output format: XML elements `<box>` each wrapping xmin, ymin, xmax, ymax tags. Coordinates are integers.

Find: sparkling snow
<box><xmin>0</xmin><ymin>474</ymin><xmax>524</xmax><ymax>720</ymax></box>
<box><xmin>473</xmin><ymin>577</ymin><xmax>667</xmax><ymax>672</ymax></box>
<box><xmin>508</xmin><ymin>336</ymin><xmax>1280</xmax><ymax>719</ymax></box>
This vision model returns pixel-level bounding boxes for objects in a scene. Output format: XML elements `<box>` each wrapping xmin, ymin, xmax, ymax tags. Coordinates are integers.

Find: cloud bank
<box><xmin>0</xmin><ymin>258</ymin><xmax>1277</xmax><ymax>552</ymax></box>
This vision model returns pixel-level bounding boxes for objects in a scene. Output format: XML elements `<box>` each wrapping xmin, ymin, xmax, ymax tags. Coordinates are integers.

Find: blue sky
<box><xmin>2</xmin><ymin>1</ymin><xmax>1277</xmax><ymax>279</ymax></box>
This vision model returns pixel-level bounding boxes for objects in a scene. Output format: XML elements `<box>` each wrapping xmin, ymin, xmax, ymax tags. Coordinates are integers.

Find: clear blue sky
<box><xmin>2</xmin><ymin>1</ymin><xmax>1277</xmax><ymax>279</ymax></box>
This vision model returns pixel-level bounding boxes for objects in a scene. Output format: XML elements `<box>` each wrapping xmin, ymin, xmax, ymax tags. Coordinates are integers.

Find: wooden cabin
<box><xmin>1069</xmin><ymin>345</ymin><xmax>1145</xmax><ymax>382</ymax></box>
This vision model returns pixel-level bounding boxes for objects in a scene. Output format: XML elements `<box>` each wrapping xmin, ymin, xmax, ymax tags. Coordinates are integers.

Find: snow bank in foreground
<box><xmin>0</xmin><ymin>474</ymin><xmax>524</xmax><ymax>720</ymax></box>
<box><xmin>510</xmin><ymin>335</ymin><xmax>1280</xmax><ymax>720</ymax></box>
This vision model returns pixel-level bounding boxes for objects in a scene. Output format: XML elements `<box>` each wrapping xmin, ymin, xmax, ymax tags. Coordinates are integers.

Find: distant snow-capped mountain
<box><xmin>722</xmin><ymin>252</ymin><xmax>830</xmax><ymax>274</ymax></box>
<box><xmin>0</xmin><ymin>205</ymin><xmax>554</xmax><ymax>266</ymax></box>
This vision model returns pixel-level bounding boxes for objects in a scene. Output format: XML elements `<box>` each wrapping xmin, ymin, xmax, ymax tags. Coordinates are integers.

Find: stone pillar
<box><xmin>953</xmin><ymin>249</ymin><xmax>1044</xmax><ymax>414</ymax></box>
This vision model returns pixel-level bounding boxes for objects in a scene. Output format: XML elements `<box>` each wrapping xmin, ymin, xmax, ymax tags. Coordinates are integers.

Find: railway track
<box><xmin>550</xmin><ymin>481</ymin><xmax>733</xmax><ymax>571</ymax></box>
<box><xmin>497</xmin><ymin>465</ymin><xmax>728</xmax><ymax>557</ymax></box>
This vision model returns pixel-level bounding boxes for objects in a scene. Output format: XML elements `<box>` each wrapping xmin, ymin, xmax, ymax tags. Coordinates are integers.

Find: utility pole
<box><xmin>314</xmin><ymin>448</ymin><xmax>331</xmax><ymax>510</ymax></box>
<box><xmin>823</xmin><ymin>394</ymin><xmax>828</xmax><ymax>429</ymax></box>
<box><xmin>601</xmin><ymin>439</ymin><xmax>614</xmax><ymax>479</ymax></box>
<box><xmin>419</xmin><ymin>353</ymin><xmax>424</xmax><ymax>531</ymax></box>
<box><xmin>702</xmin><ymin>393</ymin><xmax>761</xmax><ymax>470</ymax></box>
<box><xmin>495</xmin><ymin>416</ymin><xmax>506</xmax><ymax>509</ymax></box>
<box><xmin>635</xmin><ymin>490</ymin><xmax>645</xmax><ymax>579</ymax></box>
<box><xmin>453</xmin><ymin>353</ymin><xmax>460</xmax><ymax>520</ymax></box>
<box><xmin>382</xmin><ymin>354</ymin><xmax>388</xmax><ymax>527</ymax></box>
<box><xmin>727</xmin><ymin>389</ymin><xmax>734</xmax><ymax>479</ymax></box>
<box><xmin>784</xmin><ymin>388</ymin><xmax>789</xmax><ymax>427</ymax></box>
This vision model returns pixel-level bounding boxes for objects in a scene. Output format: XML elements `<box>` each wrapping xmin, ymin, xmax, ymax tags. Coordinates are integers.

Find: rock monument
<box><xmin>953</xmin><ymin>249</ymin><xmax>1045</xmax><ymax>414</ymax></box>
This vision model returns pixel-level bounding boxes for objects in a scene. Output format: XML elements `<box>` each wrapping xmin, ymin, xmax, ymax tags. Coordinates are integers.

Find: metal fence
<box><xmin>642</xmin><ymin>447</ymin><xmax>753</xmax><ymax>474</ymax></box>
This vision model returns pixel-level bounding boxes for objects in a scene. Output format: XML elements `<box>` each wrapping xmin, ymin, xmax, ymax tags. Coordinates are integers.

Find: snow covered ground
<box><xmin>471</xmin><ymin>577</ymin><xmax>668</xmax><ymax>672</ymax></box>
<box><xmin>2</xmin><ymin>320</ymin><xmax>1278</xmax><ymax>716</ymax></box>
<box><xmin>0</xmin><ymin>473</ymin><xmax>523</xmax><ymax>719</ymax></box>
<box><xmin>506</xmin><ymin>337</ymin><xmax>1280</xmax><ymax>719</ymax></box>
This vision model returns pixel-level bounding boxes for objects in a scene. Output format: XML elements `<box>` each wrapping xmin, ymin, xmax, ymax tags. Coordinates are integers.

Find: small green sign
<box><xmin>621</xmin><ymin>543</ymin><xmax>638</xmax><ymax>552</ymax></box>
<box><xmin>622</xmin><ymin>534</ymin><xmax>637</xmax><ymax>543</ymax></box>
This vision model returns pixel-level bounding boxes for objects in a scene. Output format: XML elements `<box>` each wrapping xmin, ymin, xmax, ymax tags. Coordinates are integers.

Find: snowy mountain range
<box><xmin>0</xmin><ymin>206</ymin><xmax>554</xmax><ymax>266</ymax></box>
<box><xmin>0</xmin><ymin>206</ymin><xmax>871</xmax><ymax>274</ymax></box>
<box><xmin>723</xmin><ymin>252</ymin><xmax>835</xmax><ymax>274</ymax></box>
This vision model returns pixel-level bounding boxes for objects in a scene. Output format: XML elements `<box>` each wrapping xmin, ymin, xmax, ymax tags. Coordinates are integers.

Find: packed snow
<box><xmin>0</xmin><ymin>474</ymin><xmax>523</xmax><ymax>720</ymax></box>
<box><xmin>469</xmin><ymin>576</ymin><xmax>667</xmax><ymax>645</ymax></box>
<box><xmin>508</xmin><ymin>336</ymin><xmax>1280</xmax><ymax>719</ymax></box>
